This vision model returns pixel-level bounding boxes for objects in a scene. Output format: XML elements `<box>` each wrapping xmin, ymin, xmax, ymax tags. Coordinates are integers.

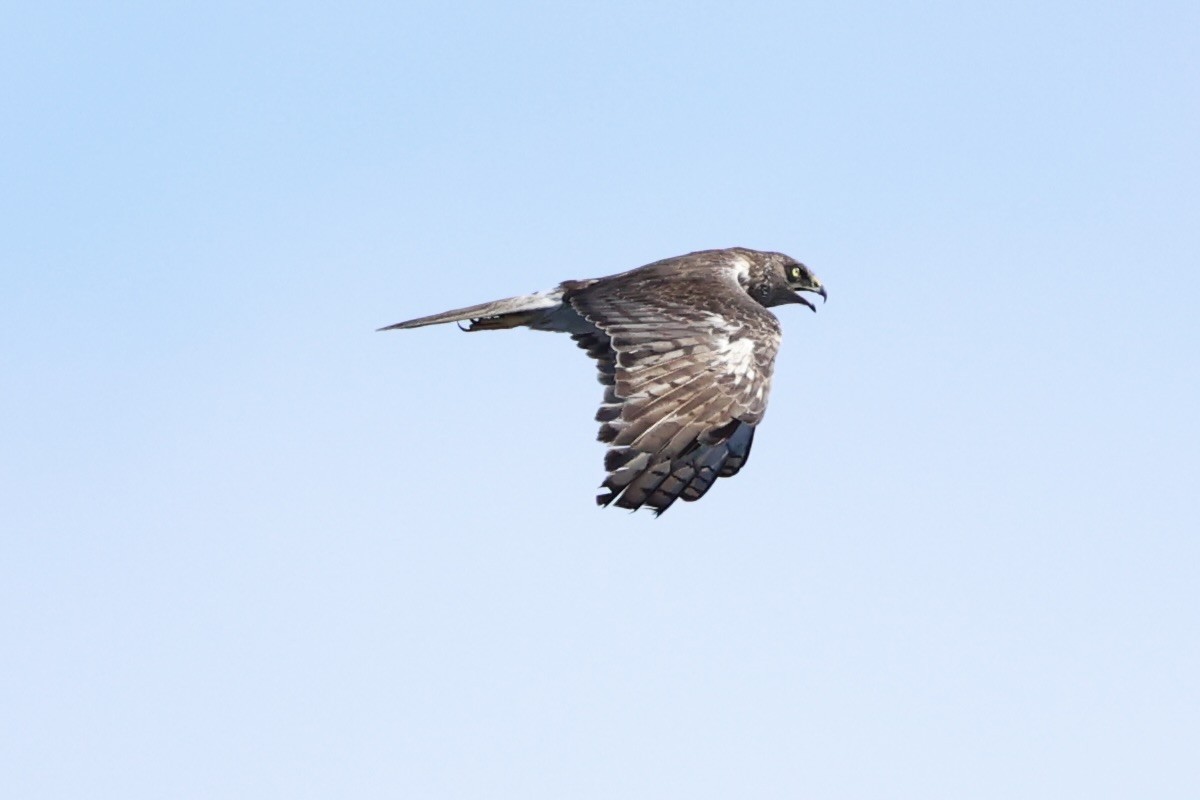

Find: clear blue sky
<box><xmin>3</xmin><ymin>2</ymin><xmax>1198</xmax><ymax>797</ymax></box>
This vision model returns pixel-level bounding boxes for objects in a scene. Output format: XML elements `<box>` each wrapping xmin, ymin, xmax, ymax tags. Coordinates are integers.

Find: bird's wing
<box><xmin>567</xmin><ymin>272</ymin><xmax>782</xmax><ymax>515</ymax></box>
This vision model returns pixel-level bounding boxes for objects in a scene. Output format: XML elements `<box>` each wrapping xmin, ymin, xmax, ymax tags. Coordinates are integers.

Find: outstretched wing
<box><xmin>567</xmin><ymin>271</ymin><xmax>782</xmax><ymax>515</ymax></box>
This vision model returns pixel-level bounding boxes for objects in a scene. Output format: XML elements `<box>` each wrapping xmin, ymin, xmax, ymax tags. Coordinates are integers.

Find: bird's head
<box><xmin>781</xmin><ymin>257</ymin><xmax>826</xmax><ymax>311</ymax></box>
<box><xmin>745</xmin><ymin>250</ymin><xmax>826</xmax><ymax>311</ymax></box>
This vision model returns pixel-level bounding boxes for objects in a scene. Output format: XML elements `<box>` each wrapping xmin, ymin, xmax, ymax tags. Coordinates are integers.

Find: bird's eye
<box><xmin>790</xmin><ymin>266</ymin><xmax>802</xmax><ymax>280</ymax></box>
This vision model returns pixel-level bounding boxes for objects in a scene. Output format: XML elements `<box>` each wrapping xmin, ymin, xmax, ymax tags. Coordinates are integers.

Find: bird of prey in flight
<box><xmin>380</xmin><ymin>247</ymin><xmax>825</xmax><ymax>515</ymax></box>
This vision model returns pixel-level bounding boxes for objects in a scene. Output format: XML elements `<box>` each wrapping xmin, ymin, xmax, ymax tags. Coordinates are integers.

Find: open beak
<box><xmin>793</xmin><ymin>285</ymin><xmax>827</xmax><ymax>312</ymax></box>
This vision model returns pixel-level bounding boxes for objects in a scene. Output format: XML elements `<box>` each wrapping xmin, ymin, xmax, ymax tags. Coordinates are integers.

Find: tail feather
<box><xmin>378</xmin><ymin>290</ymin><xmax>563</xmax><ymax>331</ymax></box>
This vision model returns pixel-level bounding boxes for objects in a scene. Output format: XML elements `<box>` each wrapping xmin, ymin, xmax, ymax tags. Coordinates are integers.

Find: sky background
<box><xmin>3</xmin><ymin>1</ymin><xmax>1198</xmax><ymax>797</ymax></box>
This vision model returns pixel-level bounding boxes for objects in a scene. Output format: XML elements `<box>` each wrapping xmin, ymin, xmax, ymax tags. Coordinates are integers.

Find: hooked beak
<box><xmin>793</xmin><ymin>285</ymin><xmax>827</xmax><ymax>312</ymax></box>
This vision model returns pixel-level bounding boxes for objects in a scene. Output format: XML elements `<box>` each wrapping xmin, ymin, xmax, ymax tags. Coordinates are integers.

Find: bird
<box><xmin>379</xmin><ymin>247</ymin><xmax>825</xmax><ymax>515</ymax></box>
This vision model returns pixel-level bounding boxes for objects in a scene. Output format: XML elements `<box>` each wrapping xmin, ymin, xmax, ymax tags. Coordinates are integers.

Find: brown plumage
<box><xmin>379</xmin><ymin>247</ymin><xmax>826</xmax><ymax>515</ymax></box>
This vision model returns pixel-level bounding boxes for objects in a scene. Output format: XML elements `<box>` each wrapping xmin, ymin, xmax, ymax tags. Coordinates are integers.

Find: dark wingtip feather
<box><xmin>596</xmin><ymin>419</ymin><xmax>758</xmax><ymax>516</ymax></box>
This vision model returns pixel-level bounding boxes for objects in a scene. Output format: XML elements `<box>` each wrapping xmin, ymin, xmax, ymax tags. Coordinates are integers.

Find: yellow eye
<box><xmin>790</xmin><ymin>266</ymin><xmax>802</xmax><ymax>280</ymax></box>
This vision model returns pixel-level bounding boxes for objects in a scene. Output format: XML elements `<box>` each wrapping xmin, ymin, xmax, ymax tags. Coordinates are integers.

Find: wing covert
<box><xmin>567</xmin><ymin>271</ymin><xmax>782</xmax><ymax>515</ymax></box>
